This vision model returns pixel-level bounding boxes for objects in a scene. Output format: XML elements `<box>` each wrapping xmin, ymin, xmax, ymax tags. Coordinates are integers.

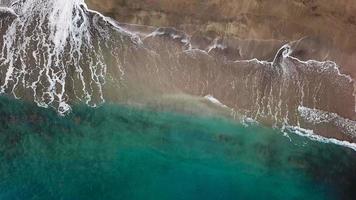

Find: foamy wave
<box><xmin>0</xmin><ymin>0</ymin><xmax>140</xmax><ymax>115</ymax></box>
<box><xmin>1</xmin><ymin>0</ymin><xmax>355</xmax><ymax>129</ymax></box>
<box><xmin>286</xmin><ymin>126</ymin><xmax>356</xmax><ymax>151</ymax></box>
<box><xmin>298</xmin><ymin>106</ymin><xmax>356</xmax><ymax>138</ymax></box>
<box><xmin>204</xmin><ymin>95</ymin><xmax>228</xmax><ymax>108</ymax></box>
<box><xmin>0</xmin><ymin>6</ymin><xmax>15</xmax><ymax>15</ymax></box>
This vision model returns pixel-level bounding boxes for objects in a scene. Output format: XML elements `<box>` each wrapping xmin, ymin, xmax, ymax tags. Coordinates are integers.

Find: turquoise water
<box><xmin>0</xmin><ymin>96</ymin><xmax>355</xmax><ymax>200</ymax></box>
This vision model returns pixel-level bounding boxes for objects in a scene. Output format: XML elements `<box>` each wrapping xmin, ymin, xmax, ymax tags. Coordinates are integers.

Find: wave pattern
<box><xmin>0</xmin><ymin>0</ymin><xmax>119</xmax><ymax>115</ymax></box>
<box><xmin>0</xmin><ymin>0</ymin><xmax>355</xmax><ymax>142</ymax></box>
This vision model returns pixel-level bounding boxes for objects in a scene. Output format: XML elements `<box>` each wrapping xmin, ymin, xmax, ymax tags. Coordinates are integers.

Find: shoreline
<box><xmin>0</xmin><ymin>1</ymin><xmax>355</xmax><ymax>148</ymax></box>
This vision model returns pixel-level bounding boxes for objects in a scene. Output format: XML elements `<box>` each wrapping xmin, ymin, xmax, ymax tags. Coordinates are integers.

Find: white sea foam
<box><xmin>204</xmin><ymin>95</ymin><xmax>356</xmax><ymax>151</ymax></box>
<box><xmin>286</xmin><ymin>126</ymin><xmax>356</xmax><ymax>151</ymax></box>
<box><xmin>143</xmin><ymin>27</ymin><xmax>192</xmax><ymax>50</ymax></box>
<box><xmin>204</xmin><ymin>95</ymin><xmax>228</xmax><ymax>108</ymax></box>
<box><xmin>0</xmin><ymin>6</ymin><xmax>15</xmax><ymax>15</ymax></box>
<box><xmin>0</xmin><ymin>0</ymin><xmax>139</xmax><ymax>115</ymax></box>
<box><xmin>207</xmin><ymin>38</ymin><xmax>227</xmax><ymax>53</ymax></box>
<box><xmin>298</xmin><ymin>106</ymin><xmax>356</xmax><ymax>138</ymax></box>
<box><xmin>241</xmin><ymin>116</ymin><xmax>259</xmax><ymax>127</ymax></box>
<box><xmin>0</xmin><ymin>1</ymin><xmax>355</xmax><ymax>151</ymax></box>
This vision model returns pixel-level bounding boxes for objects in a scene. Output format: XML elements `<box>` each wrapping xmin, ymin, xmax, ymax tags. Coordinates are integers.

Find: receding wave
<box><xmin>0</xmin><ymin>0</ymin><xmax>355</xmax><ymax>145</ymax></box>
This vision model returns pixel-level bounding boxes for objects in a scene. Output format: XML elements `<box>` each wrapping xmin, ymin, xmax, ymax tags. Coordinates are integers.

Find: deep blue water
<box><xmin>0</xmin><ymin>96</ymin><xmax>355</xmax><ymax>200</ymax></box>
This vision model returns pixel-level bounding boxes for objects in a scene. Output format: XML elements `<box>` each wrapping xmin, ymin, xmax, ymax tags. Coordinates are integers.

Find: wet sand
<box><xmin>0</xmin><ymin>1</ymin><xmax>355</xmax><ymax>143</ymax></box>
<box><xmin>86</xmin><ymin>0</ymin><xmax>356</xmax><ymax>79</ymax></box>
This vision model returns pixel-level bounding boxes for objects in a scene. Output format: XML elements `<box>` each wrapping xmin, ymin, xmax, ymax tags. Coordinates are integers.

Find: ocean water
<box><xmin>0</xmin><ymin>96</ymin><xmax>355</xmax><ymax>200</ymax></box>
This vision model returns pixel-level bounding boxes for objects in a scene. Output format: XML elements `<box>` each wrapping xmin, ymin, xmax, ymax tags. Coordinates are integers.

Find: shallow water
<box><xmin>0</xmin><ymin>96</ymin><xmax>355</xmax><ymax>200</ymax></box>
